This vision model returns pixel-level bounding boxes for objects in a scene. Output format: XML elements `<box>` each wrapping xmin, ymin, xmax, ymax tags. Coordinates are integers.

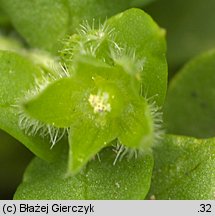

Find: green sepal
<box><xmin>119</xmin><ymin>98</ymin><xmax>154</xmax><ymax>151</ymax></box>
<box><xmin>68</xmin><ymin>119</ymin><xmax>118</xmax><ymax>174</ymax></box>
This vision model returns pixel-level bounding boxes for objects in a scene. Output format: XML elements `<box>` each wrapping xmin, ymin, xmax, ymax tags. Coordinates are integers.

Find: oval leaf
<box><xmin>148</xmin><ymin>135</ymin><xmax>215</xmax><ymax>200</ymax></box>
<box><xmin>164</xmin><ymin>50</ymin><xmax>215</xmax><ymax>138</ymax></box>
<box><xmin>0</xmin><ymin>0</ymin><xmax>69</xmax><ymax>53</ymax></box>
<box><xmin>0</xmin><ymin>50</ymin><xmax>65</xmax><ymax>161</ymax></box>
<box><xmin>14</xmin><ymin>147</ymin><xmax>153</xmax><ymax>200</ymax></box>
<box><xmin>107</xmin><ymin>8</ymin><xmax>167</xmax><ymax>106</ymax></box>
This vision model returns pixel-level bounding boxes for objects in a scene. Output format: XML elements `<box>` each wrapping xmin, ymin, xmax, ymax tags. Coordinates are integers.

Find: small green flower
<box><xmin>21</xmin><ymin>55</ymin><xmax>158</xmax><ymax>173</ymax></box>
<box><xmin>17</xmin><ymin>9</ymin><xmax>166</xmax><ymax>173</ymax></box>
<box><xmin>16</xmin><ymin>8</ymin><xmax>167</xmax><ymax>174</ymax></box>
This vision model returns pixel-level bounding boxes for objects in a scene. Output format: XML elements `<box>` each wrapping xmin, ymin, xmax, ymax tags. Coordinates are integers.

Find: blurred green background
<box><xmin>0</xmin><ymin>130</ymin><xmax>32</xmax><ymax>200</ymax></box>
<box><xmin>145</xmin><ymin>0</ymin><xmax>215</xmax><ymax>76</ymax></box>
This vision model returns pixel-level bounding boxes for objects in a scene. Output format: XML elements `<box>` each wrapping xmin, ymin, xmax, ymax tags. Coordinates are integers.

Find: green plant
<box><xmin>0</xmin><ymin>0</ymin><xmax>214</xmax><ymax>200</ymax></box>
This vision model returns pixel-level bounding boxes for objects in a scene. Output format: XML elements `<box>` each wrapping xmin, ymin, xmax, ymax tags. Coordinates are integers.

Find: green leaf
<box><xmin>145</xmin><ymin>0</ymin><xmax>215</xmax><ymax>72</ymax></box>
<box><xmin>0</xmin><ymin>35</ymin><xmax>61</xmax><ymax>74</ymax></box>
<box><xmin>0</xmin><ymin>0</ymin><xmax>69</xmax><ymax>53</ymax></box>
<box><xmin>107</xmin><ymin>8</ymin><xmax>167</xmax><ymax>106</ymax></box>
<box><xmin>0</xmin><ymin>0</ymin><xmax>155</xmax><ymax>53</ymax></box>
<box><xmin>14</xmin><ymin>147</ymin><xmax>153</xmax><ymax>200</ymax></box>
<box><xmin>164</xmin><ymin>50</ymin><xmax>215</xmax><ymax>138</ymax></box>
<box><xmin>67</xmin><ymin>0</ymin><xmax>155</xmax><ymax>33</ymax></box>
<box><xmin>0</xmin><ymin>50</ymin><xmax>65</xmax><ymax>161</ymax></box>
<box><xmin>148</xmin><ymin>135</ymin><xmax>215</xmax><ymax>200</ymax></box>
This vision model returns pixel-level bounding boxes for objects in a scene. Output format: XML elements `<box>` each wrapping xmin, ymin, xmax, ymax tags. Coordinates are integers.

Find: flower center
<box><xmin>88</xmin><ymin>91</ymin><xmax>111</xmax><ymax>114</ymax></box>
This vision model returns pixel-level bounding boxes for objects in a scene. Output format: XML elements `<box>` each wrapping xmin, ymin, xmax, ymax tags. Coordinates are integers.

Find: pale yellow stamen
<box><xmin>88</xmin><ymin>91</ymin><xmax>111</xmax><ymax>114</ymax></box>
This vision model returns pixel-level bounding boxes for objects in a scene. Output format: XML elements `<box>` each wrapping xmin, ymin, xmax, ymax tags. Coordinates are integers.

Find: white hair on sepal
<box><xmin>112</xmin><ymin>140</ymin><xmax>136</xmax><ymax>165</ymax></box>
<box><xmin>141</xmin><ymin>86</ymin><xmax>164</xmax><ymax>138</ymax></box>
<box><xmin>111</xmin><ymin>94</ymin><xmax>164</xmax><ymax>164</ymax></box>
<box><xmin>48</xmin><ymin>59</ymin><xmax>71</xmax><ymax>78</ymax></box>
<box><xmin>60</xmin><ymin>19</ymin><xmax>118</xmax><ymax>63</ymax></box>
<box><xmin>79</xmin><ymin>19</ymin><xmax>117</xmax><ymax>52</ymax></box>
<box><xmin>59</xmin><ymin>62</ymin><xmax>72</xmax><ymax>78</ymax></box>
<box><xmin>17</xmin><ymin>95</ymin><xmax>67</xmax><ymax>148</ymax></box>
<box><xmin>148</xmin><ymin>100</ymin><xmax>165</xmax><ymax>145</ymax></box>
<box><xmin>61</xmin><ymin>18</ymin><xmax>145</xmax><ymax>73</ymax></box>
<box><xmin>144</xmin><ymin>92</ymin><xmax>165</xmax><ymax>146</ymax></box>
<box><xmin>13</xmin><ymin>58</ymin><xmax>71</xmax><ymax>148</ymax></box>
<box><xmin>18</xmin><ymin>108</ymin><xmax>67</xmax><ymax>148</ymax></box>
<box><xmin>110</xmin><ymin>46</ymin><xmax>146</xmax><ymax>78</ymax></box>
<box><xmin>112</xmin><ymin>140</ymin><xmax>153</xmax><ymax>166</ymax></box>
<box><xmin>112</xmin><ymin>139</ymin><xmax>125</xmax><ymax>165</ymax></box>
<box><xmin>22</xmin><ymin>60</ymin><xmax>71</xmax><ymax>103</ymax></box>
<box><xmin>77</xmin><ymin>18</ymin><xmax>115</xmax><ymax>40</ymax></box>
<box><xmin>47</xmin><ymin>126</ymin><xmax>67</xmax><ymax>149</ymax></box>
